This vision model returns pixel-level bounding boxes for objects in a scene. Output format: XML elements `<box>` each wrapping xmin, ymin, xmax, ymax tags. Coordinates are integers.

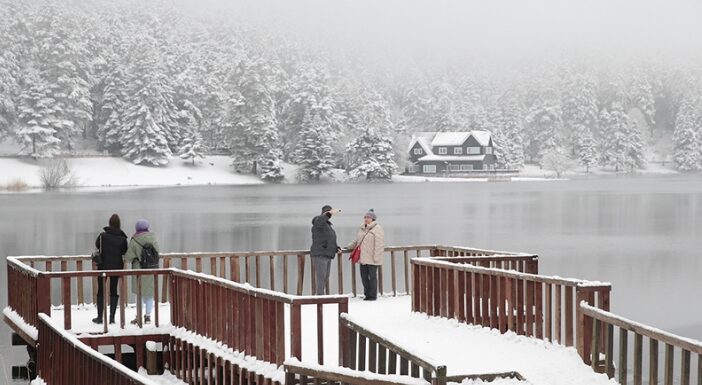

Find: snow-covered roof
<box><xmin>430</xmin><ymin>132</ymin><xmax>471</xmax><ymax>147</ymax></box>
<box><xmin>411</xmin><ymin>131</ymin><xmax>492</xmax><ymax>152</ymax></box>
<box><xmin>417</xmin><ymin>154</ymin><xmax>486</xmax><ymax>162</ymax></box>
<box><xmin>408</xmin><ymin>132</ymin><xmax>435</xmax><ymax>153</ymax></box>
<box><xmin>471</xmin><ymin>130</ymin><xmax>492</xmax><ymax>146</ymax></box>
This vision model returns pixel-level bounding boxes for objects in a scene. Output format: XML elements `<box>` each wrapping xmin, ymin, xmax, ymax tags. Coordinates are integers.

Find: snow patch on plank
<box><xmin>3</xmin><ymin>306</ymin><xmax>38</xmax><ymax>340</ymax></box>
<box><xmin>170</xmin><ymin>327</ymin><xmax>285</xmax><ymax>383</ymax></box>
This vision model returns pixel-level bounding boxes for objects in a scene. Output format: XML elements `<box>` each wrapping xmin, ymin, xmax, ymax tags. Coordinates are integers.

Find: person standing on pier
<box><xmin>348</xmin><ymin>209</ymin><xmax>385</xmax><ymax>301</ymax></box>
<box><xmin>124</xmin><ymin>219</ymin><xmax>160</xmax><ymax>324</ymax></box>
<box><xmin>310</xmin><ymin>205</ymin><xmax>341</xmax><ymax>295</ymax></box>
<box><xmin>92</xmin><ymin>214</ymin><xmax>128</xmax><ymax>324</ymax></box>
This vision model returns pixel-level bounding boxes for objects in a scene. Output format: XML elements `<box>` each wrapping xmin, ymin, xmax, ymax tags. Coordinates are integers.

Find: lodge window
<box><xmin>467</xmin><ymin>147</ymin><xmax>481</xmax><ymax>154</ymax></box>
<box><xmin>438</xmin><ymin>147</ymin><xmax>447</xmax><ymax>154</ymax></box>
<box><xmin>460</xmin><ymin>164</ymin><xmax>474</xmax><ymax>171</ymax></box>
<box><xmin>414</xmin><ymin>148</ymin><xmax>423</xmax><ymax>155</ymax></box>
<box><xmin>448</xmin><ymin>164</ymin><xmax>461</xmax><ymax>172</ymax></box>
<box><xmin>453</xmin><ymin>147</ymin><xmax>463</xmax><ymax>155</ymax></box>
<box><xmin>423</xmin><ymin>165</ymin><xmax>437</xmax><ymax>173</ymax></box>
<box><xmin>485</xmin><ymin>147</ymin><xmax>493</xmax><ymax>154</ymax></box>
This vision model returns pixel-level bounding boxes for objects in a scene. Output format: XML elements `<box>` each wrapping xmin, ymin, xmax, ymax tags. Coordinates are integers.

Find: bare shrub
<box><xmin>39</xmin><ymin>159</ymin><xmax>77</xmax><ymax>190</ymax></box>
<box><xmin>5</xmin><ymin>178</ymin><xmax>29</xmax><ymax>191</ymax></box>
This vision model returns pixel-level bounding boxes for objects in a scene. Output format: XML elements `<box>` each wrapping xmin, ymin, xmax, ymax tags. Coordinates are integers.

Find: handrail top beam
<box><xmin>7</xmin><ymin>244</ymin><xmax>535</xmax><ymax>262</ymax></box>
<box><xmin>412</xmin><ymin>257</ymin><xmax>610</xmax><ymax>288</ymax></box>
<box><xmin>579</xmin><ymin>302</ymin><xmax>702</xmax><ymax>355</ymax></box>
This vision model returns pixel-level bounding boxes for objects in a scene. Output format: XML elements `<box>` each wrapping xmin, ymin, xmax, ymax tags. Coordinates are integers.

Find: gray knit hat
<box><xmin>365</xmin><ymin>209</ymin><xmax>377</xmax><ymax>221</ymax></box>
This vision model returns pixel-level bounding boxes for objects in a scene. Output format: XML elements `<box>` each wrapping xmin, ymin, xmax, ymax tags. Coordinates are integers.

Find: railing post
<box><xmin>290</xmin><ymin>302</ymin><xmax>302</xmax><ymax>360</ymax></box>
<box><xmin>576</xmin><ymin>288</ymin><xmax>589</xmax><ymax>362</ymax></box>
<box><xmin>339</xmin><ymin>299</ymin><xmax>349</xmax><ymax>367</ymax></box>
<box><xmin>296</xmin><ymin>255</ymin><xmax>305</xmax><ymax>296</ymax></box>
<box><xmin>432</xmin><ymin>365</ymin><xmax>447</xmax><ymax>385</ymax></box>
<box><xmin>36</xmin><ymin>273</ymin><xmax>50</xmax><ymax>325</ymax></box>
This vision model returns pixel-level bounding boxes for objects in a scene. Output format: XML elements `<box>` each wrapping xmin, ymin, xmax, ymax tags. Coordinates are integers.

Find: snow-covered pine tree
<box><xmin>15</xmin><ymin>70</ymin><xmax>63</xmax><ymax>157</ymax></box>
<box><xmin>224</xmin><ymin>58</ymin><xmax>284</xmax><ymax>181</ymax></box>
<box><xmin>0</xmin><ymin>50</ymin><xmax>19</xmax><ymax>140</ymax></box>
<box><xmin>346</xmin><ymin>127</ymin><xmax>397</xmax><ymax>180</ymax></box>
<box><xmin>121</xmin><ymin>104</ymin><xmax>172</xmax><ymax>166</ymax></box>
<box><xmin>278</xmin><ymin>64</ymin><xmax>341</xmax><ymax>159</ymax></box>
<box><xmin>292</xmin><ymin>111</ymin><xmax>335</xmax><ymax>182</ymax></box>
<box><xmin>494</xmin><ymin>95</ymin><xmax>525</xmax><ymax>169</ymax></box>
<box><xmin>672</xmin><ymin>94</ymin><xmax>701</xmax><ymax>171</ymax></box>
<box><xmin>573</xmin><ymin>123</ymin><xmax>598</xmax><ymax>172</ymax></box>
<box><xmin>599</xmin><ymin>102</ymin><xmax>645</xmax><ymax>172</ymax></box>
<box><xmin>179</xmin><ymin>125</ymin><xmax>206</xmax><ymax>166</ymax></box>
<box><xmin>120</xmin><ymin>38</ymin><xmax>178</xmax><ymax>166</ymax></box>
<box><xmin>32</xmin><ymin>6</ymin><xmax>92</xmax><ymax>151</ymax></box>
<box><xmin>96</xmin><ymin>65</ymin><xmax>128</xmax><ymax>154</ymax></box>
<box><xmin>561</xmin><ymin>73</ymin><xmax>599</xmax><ymax>171</ymax></box>
<box><xmin>627</xmin><ymin>72</ymin><xmax>656</xmax><ymax>134</ymax></box>
<box><xmin>525</xmin><ymin>89</ymin><xmax>563</xmax><ymax>163</ymax></box>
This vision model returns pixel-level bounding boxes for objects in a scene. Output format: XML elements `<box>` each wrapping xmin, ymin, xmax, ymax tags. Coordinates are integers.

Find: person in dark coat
<box><xmin>92</xmin><ymin>214</ymin><xmax>128</xmax><ymax>324</ymax></box>
<box><xmin>310</xmin><ymin>205</ymin><xmax>340</xmax><ymax>295</ymax></box>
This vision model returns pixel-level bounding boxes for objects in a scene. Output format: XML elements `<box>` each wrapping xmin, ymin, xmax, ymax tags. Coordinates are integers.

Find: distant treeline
<box><xmin>1</xmin><ymin>0</ymin><xmax>701</xmax><ymax>182</ymax></box>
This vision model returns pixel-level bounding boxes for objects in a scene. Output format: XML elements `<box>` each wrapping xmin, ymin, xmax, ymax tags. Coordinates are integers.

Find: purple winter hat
<box><xmin>135</xmin><ymin>219</ymin><xmax>150</xmax><ymax>232</ymax></box>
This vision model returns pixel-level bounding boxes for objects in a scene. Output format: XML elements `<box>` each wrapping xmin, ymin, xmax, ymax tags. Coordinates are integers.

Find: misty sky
<box><xmin>176</xmin><ymin>0</ymin><xmax>702</xmax><ymax>67</ymax></box>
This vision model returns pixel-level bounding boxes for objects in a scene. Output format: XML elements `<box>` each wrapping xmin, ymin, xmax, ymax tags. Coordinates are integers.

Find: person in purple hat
<box><xmin>123</xmin><ymin>219</ymin><xmax>160</xmax><ymax>324</ymax></box>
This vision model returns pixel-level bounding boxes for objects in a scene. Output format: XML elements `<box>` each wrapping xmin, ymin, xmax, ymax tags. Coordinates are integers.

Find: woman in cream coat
<box><xmin>348</xmin><ymin>209</ymin><xmax>385</xmax><ymax>300</ymax></box>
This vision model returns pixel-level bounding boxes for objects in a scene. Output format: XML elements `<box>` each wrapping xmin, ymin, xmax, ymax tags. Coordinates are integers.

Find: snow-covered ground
<box><xmin>24</xmin><ymin>296</ymin><xmax>615</xmax><ymax>385</ymax></box>
<box><xmin>0</xmin><ymin>156</ymin><xmax>263</xmax><ymax>191</ymax></box>
<box><xmin>345</xmin><ymin>297</ymin><xmax>616</xmax><ymax>385</ymax></box>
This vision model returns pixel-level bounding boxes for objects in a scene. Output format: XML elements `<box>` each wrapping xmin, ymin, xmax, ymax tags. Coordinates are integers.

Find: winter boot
<box><xmin>92</xmin><ymin>296</ymin><xmax>104</xmax><ymax>324</ymax></box>
<box><xmin>108</xmin><ymin>296</ymin><xmax>119</xmax><ymax>324</ymax></box>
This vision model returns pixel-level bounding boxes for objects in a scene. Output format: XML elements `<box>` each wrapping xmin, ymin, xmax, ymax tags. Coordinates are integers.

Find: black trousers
<box><xmin>360</xmin><ymin>264</ymin><xmax>379</xmax><ymax>299</ymax></box>
<box><xmin>96</xmin><ymin>276</ymin><xmax>120</xmax><ymax>315</ymax></box>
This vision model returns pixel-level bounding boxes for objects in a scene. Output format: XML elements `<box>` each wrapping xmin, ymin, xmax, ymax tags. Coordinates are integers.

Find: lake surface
<box><xmin>1</xmin><ymin>175</ymin><xmax>701</xmax><ymax>378</ymax></box>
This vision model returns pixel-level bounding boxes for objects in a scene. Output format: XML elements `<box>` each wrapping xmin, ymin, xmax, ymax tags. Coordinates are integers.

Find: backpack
<box><xmin>133</xmin><ymin>237</ymin><xmax>159</xmax><ymax>269</ymax></box>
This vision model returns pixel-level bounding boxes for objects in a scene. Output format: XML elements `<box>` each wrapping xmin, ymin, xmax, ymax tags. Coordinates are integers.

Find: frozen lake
<box><xmin>1</xmin><ymin>175</ymin><xmax>701</xmax><ymax>377</ymax></box>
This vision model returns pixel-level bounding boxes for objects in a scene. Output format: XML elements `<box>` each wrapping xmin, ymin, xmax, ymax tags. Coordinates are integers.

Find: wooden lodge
<box><xmin>4</xmin><ymin>245</ymin><xmax>702</xmax><ymax>385</ymax></box>
<box><xmin>406</xmin><ymin>131</ymin><xmax>498</xmax><ymax>175</ymax></box>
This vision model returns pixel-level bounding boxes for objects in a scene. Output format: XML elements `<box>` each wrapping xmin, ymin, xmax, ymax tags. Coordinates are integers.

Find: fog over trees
<box><xmin>1</xmin><ymin>0</ymin><xmax>702</xmax><ymax>180</ymax></box>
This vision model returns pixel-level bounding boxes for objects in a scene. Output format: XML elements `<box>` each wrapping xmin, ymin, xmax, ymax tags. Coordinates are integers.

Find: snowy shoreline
<box><xmin>0</xmin><ymin>156</ymin><xmax>681</xmax><ymax>193</ymax></box>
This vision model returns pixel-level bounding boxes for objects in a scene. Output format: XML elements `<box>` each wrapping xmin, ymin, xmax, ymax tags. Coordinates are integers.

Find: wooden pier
<box><xmin>4</xmin><ymin>245</ymin><xmax>702</xmax><ymax>385</ymax></box>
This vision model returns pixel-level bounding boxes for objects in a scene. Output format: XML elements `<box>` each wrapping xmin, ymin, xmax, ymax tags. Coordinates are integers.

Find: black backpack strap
<box><xmin>132</xmin><ymin>236</ymin><xmax>145</xmax><ymax>262</ymax></box>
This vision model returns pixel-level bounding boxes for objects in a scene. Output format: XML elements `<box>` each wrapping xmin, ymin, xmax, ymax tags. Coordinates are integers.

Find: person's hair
<box><xmin>108</xmin><ymin>214</ymin><xmax>121</xmax><ymax>230</ymax></box>
<box><xmin>322</xmin><ymin>205</ymin><xmax>332</xmax><ymax>213</ymax></box>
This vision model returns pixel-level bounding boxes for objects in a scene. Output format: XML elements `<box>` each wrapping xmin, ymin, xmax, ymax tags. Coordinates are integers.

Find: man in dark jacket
<box><xmin>93</xmin><ymin>214</ymin><xmax>128</xmax><ymax>324</ymax></box>
<box><xmin>311</xmin><ymin>205</ymin><xmax>340</xmax><ymax>295</ymax></box>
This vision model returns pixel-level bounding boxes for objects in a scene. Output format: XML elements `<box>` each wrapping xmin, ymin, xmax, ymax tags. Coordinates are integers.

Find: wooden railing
<box><xmin>339</xmin><ymin>314</ymin><xmax>446</xmax><ymax>385</ymax></box>
<box><xmin>7</xmin><ymin>257</ymin><xmax>171</xmax><ymax>332</ymax></box>
<box><xmin>285</xmin><ymin>360</ymin><xmax>430</xmax><ymax>385</ymax></box>
<box><xmin>411</xmin><ymin>257</ymin><xmax>611</xmax><ymax>361</ymax></box>
<box><xmin>167</xmin><ymin>334</ymin><xmax>283</xmax><ymax>385</ymax></box>
<box><xmin>170</xmin><ymin>269</ymin><xmax>349</xmax><ymax>366</ymax></box>
<box><xmin>10</xmin><ymin>245</ymin><xmax>527</xmax><ymax>306</ymax></box>
<box><xmin>36</xmin><ymin>313</ymin><xmax>153</xmax><ymax>385</ymax></box>
<box><xmin>6</xmin><ymin>259</ymin><xmax>43</xmax><ymax>334</ymax></box>
<box><xmin>581</xmin><ymin>302</ymin><xmax>702</xmax><ymax>385</ymax></box>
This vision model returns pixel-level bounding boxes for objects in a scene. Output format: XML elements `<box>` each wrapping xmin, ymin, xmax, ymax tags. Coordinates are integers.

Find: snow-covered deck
<box><xmin>42</xmin><ymin>296</ymin><xmax>614</xmax><ymax>385</ymax></box>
